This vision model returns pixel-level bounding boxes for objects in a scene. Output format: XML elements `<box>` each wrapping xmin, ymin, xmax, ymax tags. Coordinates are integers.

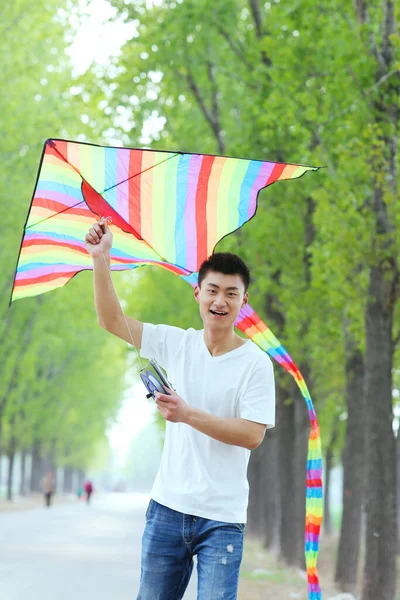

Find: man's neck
<box><xmin>203</xmin><ymin>328</ymin><xmax>246</xmax><ymax>357</ymax></box>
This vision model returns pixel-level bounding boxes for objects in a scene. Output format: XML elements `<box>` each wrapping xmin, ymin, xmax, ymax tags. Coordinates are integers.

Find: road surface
<box><xmin>0</xmin><ymin>492</ymin><xmax>197</xmax><ymax>600</ymax></box>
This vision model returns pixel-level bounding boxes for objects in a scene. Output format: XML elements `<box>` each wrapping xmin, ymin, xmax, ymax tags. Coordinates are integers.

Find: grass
<box><xmin>238</xmin><ymin>536</ymin><xmax>345</xmax><ymax>600</ymax></box>
<box><xmin>239</xmin><ymin>534</ymin><xmax>400</xmax><ymax>600</ymax></box>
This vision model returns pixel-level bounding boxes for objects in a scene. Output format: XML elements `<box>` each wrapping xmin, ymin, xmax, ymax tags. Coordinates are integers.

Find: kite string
<box><xmin>99</xmin><ymin>245</ymin><xmax>143</xmax><ymax>368</ymax></box>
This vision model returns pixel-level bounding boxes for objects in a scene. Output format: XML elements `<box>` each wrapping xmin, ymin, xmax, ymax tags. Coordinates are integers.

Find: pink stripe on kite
<box><xmin>16</xmin><ymin>264</ymin><xmax>89</xmax><ymax>280</ymax></box>
<box><xmin>185</xmin><ymin>155</ymin><xmax>203</xmax><ymax>269</ymax></box>
<box><xmin>34</xmin><ymin>190</ymin><xmax>84</xmax><ymax>208</ymax></box>
<box><xmin>116</xmin><ymin>149</ymin><xmax>130</xmax><ymax>222</ymax></box>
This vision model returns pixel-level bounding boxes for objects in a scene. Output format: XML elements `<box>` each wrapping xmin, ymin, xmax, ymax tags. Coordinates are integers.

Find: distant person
<box><xmin>86</xmin><ymin>220</ymin><xmax>275</xmax><ymax>600</ymax></box>
<box><xmin>77</xmin><ymin>486</ymin><xmax>84</xmax><ymax>500</ymax></box>
<box><xmin>84</xmin><ymin>480</ymin><xmax>94</xmax><ymax>504</ymax></box>
<box><xmin>40</xmin><ymin>471</ymin><xmax>56</xmax><ymax>508</ymax></box>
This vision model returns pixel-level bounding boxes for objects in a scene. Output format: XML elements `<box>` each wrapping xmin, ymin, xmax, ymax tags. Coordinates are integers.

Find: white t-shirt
<box><xmin>140</xmin><ymin>323</ymin><xmax>275</xmax><ymax>523</ymax></box>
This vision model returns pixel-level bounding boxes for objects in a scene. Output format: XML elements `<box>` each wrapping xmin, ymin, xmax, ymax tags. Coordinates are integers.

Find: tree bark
<box><xmin>248</xmin><ymin>0</ymin><xmax>271</xmax><ymax>68</ymax></box>
<box><xmin>247</xmin><ymin>440</ymin><xmax>266</xmax><ymax>536</ymax></box>
<box><xmin>335</xmin><ymin>344</ymin><xmax>365</xmax><ymax>592</ymax></box>
<box><xmin>30</xmin><ymin>439</ymin><xmax>43</xmax><ymax>492</ymax></box>
<box><xmin>19</xmin><ymin>450</ymin><xmax>27</xmax><ymax>496</ymax></box>
<box><xmin>63</xmin><ymin>466</ymin><xmax>74</xmax><ymax>494</ymax></box>
<box><xmin>77</xmin><ymin>469</ymin><xmax>85</xmax><ymax>489</ymax></box>
<box><xmin>361</xmin><ymin>2</ymin><xmax>399</xmax><ymax>595</ymax></box>
<box><xmin>323</xmin><ymin>415</ymin><xmax>340</xmax><ymax>537</ymax></box>
<box><xmin>0</xmin><ymin>413</ymin><xmax>3</xmax><ymax>499</ymax></box>
<box><xmin>186</xmin><ymin>62</ymin><xmax>225</xmax><ymax>154</ymax></box>
<box><xmin>278</xmin><ymin>383</ymin><xmax>297</xmax><ymax>564</ymax></box>
<box><xmin>263</xmin><ymin>427</ymin><xmax>280</xmax><ymax>551</ymax></box>
<box><xmin>362</xmin><ymin>264</ymin><xmax>397</xmax><ymax>600</ymax></box>
<box><xmin>7</xmin><ymin>436</ymin><xmax>16</xmax><ymax>502</ymax></box>
<box><xmin>397</xmin><ymin>429</ymin><xmax>400</xmax><ymax>553</ymax></box>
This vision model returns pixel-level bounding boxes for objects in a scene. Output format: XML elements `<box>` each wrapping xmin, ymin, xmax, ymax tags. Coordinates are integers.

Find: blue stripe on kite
<box><xmin>174</xmin><ymin>154</ymin><xmax>190</xmax><ymax>267</ymax></box>
<box><xmin>23</xmin><ymin>231</ymin><xmax>150</xmax><ymax>262</ymax></box>
<box><xmin>17</xmin><ymin>262</ymin><xmax>77</xmax><ymax>272</ymax></box>
<box><xmin>103</xmin><ymin>148</ymin><xmax>118</xmax><ymax>209</ymax></box>
<box><xmin>306</xmin><ymin>487</ymin><xmax>323</xmax><ymax>499</ymax></box>
<box><xmin>181</xmin><ymin>273</ymin><xmax>199</xmax><ymax>286</ymax></box>
<box><xmin>305</xmin><ymin>541</ymin><xmax>320</xmax><ymax>553</ymax></box>
<box><xmin>36</xmin><ymin>181</ymin><xmax>83</xmax><ymax>201</ymax></box>
<box><xmin>24</xmin><ymin>232</ymin><xmax>83</xmax><ymax>244</ymax></box>
<box><xmin>307</xmin><ymin>459</ymin><xmax>322</xmax><ymax>471</ymax></box>
<box><xmin>266</xmin><ymin>347</ymin><xmax>283</xmax><ymax>359</ymax></box>
<box><xmin>237</xmin><ymin>161</ymin><xmax>263</xmax><ymax>226</ymax></box>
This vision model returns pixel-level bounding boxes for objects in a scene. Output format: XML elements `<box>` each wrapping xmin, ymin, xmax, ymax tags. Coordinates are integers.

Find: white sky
<box><xmin>67</xmin><ymin>0</ymin><xmax>156</xmax><ymax>461</ymax></box>
<box><xmin>66</xmin><ymin>0</ymin><xmax>137</xmax><ymax>76</ymax></box>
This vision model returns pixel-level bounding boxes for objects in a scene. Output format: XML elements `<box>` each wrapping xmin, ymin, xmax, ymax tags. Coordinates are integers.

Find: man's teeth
<box><xmin>211</xmin><ymin>310</ymin><xmax>227</xmax><ymax>315</ymax></box>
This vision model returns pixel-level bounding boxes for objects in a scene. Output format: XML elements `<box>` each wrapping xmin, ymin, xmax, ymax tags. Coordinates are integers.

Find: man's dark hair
<box><xmin>198</xmin><ymin>252</ymin><xmax>250</xmax><ymax>292</ymax></box>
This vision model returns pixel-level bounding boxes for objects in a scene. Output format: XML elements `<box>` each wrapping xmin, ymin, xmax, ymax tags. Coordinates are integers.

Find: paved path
<box><xmin>0</xmin><ymin>492</ymin><xmax>197</xmax><ymax>600</ymax></box>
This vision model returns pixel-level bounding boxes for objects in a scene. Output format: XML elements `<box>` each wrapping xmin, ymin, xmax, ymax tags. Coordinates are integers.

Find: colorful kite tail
<box><xmin>235</xmin><ymin>304</ymin><xmax>323</xmax><ymax>600</ymax></box>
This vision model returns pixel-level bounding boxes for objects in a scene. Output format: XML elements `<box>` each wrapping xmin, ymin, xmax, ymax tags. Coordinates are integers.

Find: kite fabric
<box><xmin>11</xmin><ymin>139</ymin><xmax>323</xmax><ymax>599</ymax></box>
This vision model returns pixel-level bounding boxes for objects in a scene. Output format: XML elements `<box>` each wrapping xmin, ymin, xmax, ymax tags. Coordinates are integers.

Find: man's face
<box><xmin>194</xmin><ymin>271</ymin><xmax>248</xmax><ymax>329</ymax></box>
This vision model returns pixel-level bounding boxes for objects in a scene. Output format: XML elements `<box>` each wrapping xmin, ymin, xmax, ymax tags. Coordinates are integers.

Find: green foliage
<box><xmin>0</xmin><ymin>0</ymin><xmax>127</xmax><ymax>472</ymax></box>
<box><xmin>1</xmin><ymin>0</ymin><xmax>399</xmax><ymax>477</ymax></box>
<box><xmin>99</xmin><ymin>0</ymin><xmax>399</xmax><ymax>461</ymax></box>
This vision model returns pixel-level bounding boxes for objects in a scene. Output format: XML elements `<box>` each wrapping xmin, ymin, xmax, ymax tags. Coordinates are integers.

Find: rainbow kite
<box><xmin>11</xmin><ymin>139</ymin><xmax>323</xmax><ymax>599</ymax></box>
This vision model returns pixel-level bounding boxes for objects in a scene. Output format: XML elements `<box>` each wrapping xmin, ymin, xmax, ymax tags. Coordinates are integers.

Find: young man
<box><xmin>85</xmin><ymin>219</ymin><xmax>275</xmax><ymax>600</ymax></box>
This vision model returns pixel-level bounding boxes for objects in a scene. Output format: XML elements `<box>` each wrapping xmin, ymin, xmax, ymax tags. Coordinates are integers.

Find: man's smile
<box><xmin>210</xmin><ymin>309</ymin><xmax>228</xmax><ymax>317</ymax></box>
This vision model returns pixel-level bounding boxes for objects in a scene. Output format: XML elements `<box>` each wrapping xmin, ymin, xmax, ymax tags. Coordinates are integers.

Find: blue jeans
<box><xmin>137</xmin><ymin>500</ymin><xmax>245</xmax><ymax>600</ymax></box>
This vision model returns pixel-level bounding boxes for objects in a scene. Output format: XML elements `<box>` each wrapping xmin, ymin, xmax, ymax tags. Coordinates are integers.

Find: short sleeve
<box><xmin>239</xmin><ymin>355</ymin><xmax>275</xmax><ymax>428</ymax></box>
<box><xmin>140</xmin><ymin>323</ymin><xmax>186</xmax><ymax>371</ymax></box>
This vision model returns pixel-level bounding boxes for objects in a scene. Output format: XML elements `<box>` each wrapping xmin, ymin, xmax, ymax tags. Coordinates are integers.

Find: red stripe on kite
<box><xmin>195</xmin><ymin>155</ymin><xmax>214</xmax><ymax>270</ymax></box>
<box><xmin>81</xmin><ymin>180</ymin><xmax>142</xmax><ymax>240</ymax></box>
<box><xmin>15</xmin><ymin>271</ymin><xmax>76</xmax><ymax>287</ymax></box>
<box><xmin>266</xmin><ymin>162</ymin><xmax>286</xmax><ymax>185</ymax></box>
<box><xmin>22</xmin><ymin>238</ymin><xmax>88</xmax><ymax>255</ymax></box>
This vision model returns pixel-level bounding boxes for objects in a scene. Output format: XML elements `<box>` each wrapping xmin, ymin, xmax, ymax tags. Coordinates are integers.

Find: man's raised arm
<box><xmin>85</xmin><ymin>218</ymin><xmax>143</xmax><ymax>348</ymax></box>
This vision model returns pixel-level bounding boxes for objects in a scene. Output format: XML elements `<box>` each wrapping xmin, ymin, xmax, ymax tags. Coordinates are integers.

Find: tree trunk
<box><xmin>358</xmin><ymin>2</ymin><xmax>399</xmax><ymax>596</ymax></box>
<box><xmin>323</xmin><ymin>414</ymin><xmax>340</xmax><ymax>537</ymax></box>
<box><xmin>77</xmin><ymin>469</ymin><xmax>85</xmax><ymax>489</ymax></box>
<box><xmin>278</xmin><ymin>383</ymin><xmax>297</xmax><ymax>564</ymax></box>
<box><xmin>63</xmin><ymin>466</ymin><xmax>74</xmax><ymax>494</ymax></box>
<box><xmin>19</xmin><ymin>450</ymin><xmax>27</xmax><ymax>496</ymax></box>
<box><xmin>397</xmin><ymin>429</ymin><xmax>400</xmax><ymax>553</ymax></box>
<box><xmin>0</xmin><ymin>411</ymin><xmax>3</xmax><ymax>499</ymax></box>
<box><xmin>323</xmin><ymin>430</ymin><xmax>334</xmax><ymax>536</ymax></box>
<box><xmin>263</xmin><ymin>427</ymin><xmax>280</xmax><ymax>551</ymax></box>
<box><xmin>30</xmin><ymin>439</ymin><xmax>43</xmax><ymax>492</ymax></box>
<box><xmin>7</xmin><ymin>437</ymin><xmax>16</xmax><ymax>502</ymax></box>
<box><xmin>335</xmin><ymin>344</ymin><xmax>365</xmax><ymax>592</ymax></box>
<box><xmin>247</xmin><ymin>441</ymin><xmax>265</xmax><ymax>537</ymax></box>
<box><xmin>362</xmin><ymin>264</ymin><xmax>397</xmax><ymax>600</ymax></box>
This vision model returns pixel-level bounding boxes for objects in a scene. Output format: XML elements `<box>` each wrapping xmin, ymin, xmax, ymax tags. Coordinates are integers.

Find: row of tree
<box><xmin>0</xmin><ymin>2</ymin><xmax>127</xmax><ymax>501</ymax></box>
<box><xmin>1</xmin><ymin>1</ymin><xmax>398</xmax><ymax>598</ymax></box>
<box><xmin>79</xmin><ymin>1</ymin><xmax>397</xmax><ymax>599</ymax></box>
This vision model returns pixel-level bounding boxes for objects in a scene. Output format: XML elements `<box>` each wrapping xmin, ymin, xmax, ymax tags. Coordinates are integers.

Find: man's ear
<box><xmin>194</xmin><ymin>285</ymin><xmax>200</xmax><ymax>303</ymax></box>
<box><xmin>242</xmin><ymin>291</ymin><xmax>249</xmax><ymax>308</ymax></box>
